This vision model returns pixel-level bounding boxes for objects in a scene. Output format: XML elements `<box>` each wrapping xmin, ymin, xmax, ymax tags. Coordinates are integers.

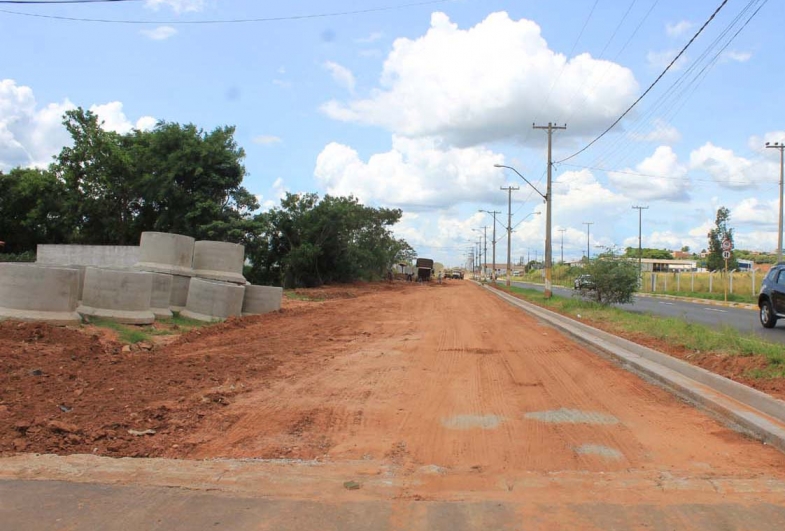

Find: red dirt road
<box><xmin>2</xmin><ymin>281</ymin><xmax>785</xmax><ymax>529</ymax></box>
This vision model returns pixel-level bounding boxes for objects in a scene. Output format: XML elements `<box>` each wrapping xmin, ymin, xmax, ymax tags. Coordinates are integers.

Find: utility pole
<box><xmin>500</xmin><ymin>186</ymin><xmax>519</xmax><ymax>286</ymax></box>
<box><xmin>480</xmin><ymin>209</ymin><xmax>502</xmax><ymax>282</ymax></box>
<box><xmin>483</xmin><ymin>226</ymin><xmax>488</xmax><ymax>279</ymax></box>
<box><xmin>632</xmin><ymin>206</ymin><xmax>649</xmax><ymax>276</ymax></box>
<box><xmin>583</xmin><ymin>222</ymin><xmax>593</xmax><ymax>261</ymax></box>
<box><xmin>558</xmin><ymin>228</ymin><xmax>567</xmax><ymax>264</ymax></box>
<box><xmin>533</xmin><ymin>122</ymin><xmax>567</xmax><ymax>298</ymax></box>
<box><xmin>766</xmin><ymin>141</ymin><xmax>785</xmax><ymax>262</ymax></box>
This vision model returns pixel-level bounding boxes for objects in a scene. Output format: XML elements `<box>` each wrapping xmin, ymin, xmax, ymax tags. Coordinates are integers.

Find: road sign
<box><xmin>722</xmin><ymin>239</ymin><xmax>732</xmax><ymax>251</ymax></box>
<box><xmin>722</xmin><ymin>250</ymin><xmax>731</xmax><ymax>259</ymax></box>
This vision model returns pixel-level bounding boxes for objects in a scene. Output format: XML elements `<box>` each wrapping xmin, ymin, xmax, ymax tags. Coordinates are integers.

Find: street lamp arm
<box><xmin>494</xmin><ymin>164</ymin><xmax>547</xmax><ymax>201</ymax></box>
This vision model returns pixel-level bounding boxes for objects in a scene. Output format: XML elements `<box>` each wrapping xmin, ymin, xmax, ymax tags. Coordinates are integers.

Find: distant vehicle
<box><xmin>416</xmin><ymin>258</ymin><xmax>434</xmax><ymax>281</ymax></box>
<box><xmin>451</xmin><ymin>271</ymin><xmax>462</xmax><ymax>279</ymax></box>
<box><xmin>573</xmin><ymin>274</ymin><xmax>595</xmax><ymax>290</ymax></box>
<box><xmin>758</xmin><ymin>262</ymin><xmax>785</xmax><ymax>328</ymax></box>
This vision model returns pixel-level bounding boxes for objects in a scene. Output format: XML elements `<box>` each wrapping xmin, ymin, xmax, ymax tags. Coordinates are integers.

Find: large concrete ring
<box><xmin>180</xmin><ymin>277</ymin><xmax>245</xmax><ymax>322</ymax></box>
<box><xmin>242</xmin><ymin>285</ymin><xmax>283</xmax><ymax>316</ymax></box>
<box><xmin>0</xmin><ymin>263</ymin><xmax>82</xmax><ymax>325</ymax></box>
<box><xmin>150</xmin><ymin>272</ymin><xmax>173</xmax><ymax>319</ymax></box>
<box><xmin>169</xmin><ymin>274</ymin><xmax>191</xmax><ymax>312</ymax></box>
<box><xmin>135</xmin><ymin>232</ymin><xmax>195</xmax><ymax>276</ymax></box>
<box><xmin>77</xmin><ymin>267</ymin><xmax>155</xmax><ymax>325</ymax></box>
<box><xmin>192</xmin><ymin>241</ymin><xmax>246</xmax><ymax>284</ymax></box>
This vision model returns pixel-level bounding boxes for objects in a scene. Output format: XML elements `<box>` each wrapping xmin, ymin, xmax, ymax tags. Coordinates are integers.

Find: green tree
<box><xmin>624</xmin><ymin>247</ymin><xmax>674</xmax><ymax>260</ymax></box>
<box><xmin>578</xmin><ymin>258</ymin><xmax>639</xmax><ymax>304</ymax></box>
<box><xmin>247</xmin><ymin>193</ymin><xmax>412</xmax><ymax>287</ymax></box>
<box><xmin>0</xmin><ymin>167</ymin><xmax>69</xmax><ymax>253</ymax></box>
<box><xmin>707</xmin><ymin>207</ymin><xmax>738</xmax><ymax>271</ymax></box>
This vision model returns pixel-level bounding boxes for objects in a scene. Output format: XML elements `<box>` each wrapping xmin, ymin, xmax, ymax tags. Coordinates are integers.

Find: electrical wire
<box><xmin>556</xmin><ymin>0</ymin><xmax>730</xmax><ymax>164</ymax></box>
<box><xmin>0</xmin><ymin>0</ymin><xmax>450</xmax><ymax>23</ymax></box>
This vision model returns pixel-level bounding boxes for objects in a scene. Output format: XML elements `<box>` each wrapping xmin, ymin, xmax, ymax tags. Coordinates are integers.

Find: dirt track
<box><xmin>3</xmin><ymin>280</ymin><xmax>785</xmax><ymax>528</ymax></box>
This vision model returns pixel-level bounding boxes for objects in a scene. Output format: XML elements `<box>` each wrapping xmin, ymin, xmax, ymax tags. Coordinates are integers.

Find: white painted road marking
<box><xmin>705</xmin><ymin>308</ymin><xmax>727</xmax><ymax>313</ymax></box>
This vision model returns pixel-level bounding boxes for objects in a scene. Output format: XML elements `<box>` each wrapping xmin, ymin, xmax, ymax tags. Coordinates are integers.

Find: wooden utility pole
<box><xmin>533</xmin><ymin>122</ymin><xmax>567</xmax><ymax>298</ymax></box>
<box><xmin>501</xmin><ymin>186</ymin><xmax>519</xmax><ymax>286</ymax></box>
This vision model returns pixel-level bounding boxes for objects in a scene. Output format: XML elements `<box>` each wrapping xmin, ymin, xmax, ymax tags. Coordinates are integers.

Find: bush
<box><xmin>577</xmin><ymin>258</ymin><xmax>639</xmax><ymax>305</ymax></box>
<box><xmin>0</xmin><ymin>251</ymin><xmax>36</xmax><ymax>263</ymax></box>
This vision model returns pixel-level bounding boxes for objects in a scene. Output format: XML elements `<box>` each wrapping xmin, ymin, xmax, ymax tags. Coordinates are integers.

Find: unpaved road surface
<box><xmin>2</xmin><ymin>281</ymin><xmax>785</xmax><ymax>530</ymax></box>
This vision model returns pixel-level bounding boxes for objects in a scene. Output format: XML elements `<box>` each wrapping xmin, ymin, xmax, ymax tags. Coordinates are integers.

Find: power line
<box><xmin>556</xmin><ymin>0</ymin><xmax>730</xmax><ymax>164</ymax></box>
<box><xmin>588</xmin><ymin>0</ymin><xmax>765</xmax><ymax>169</ymax></box>
<box><xmin>0</xmin><ymin>0</ymin><xmax>449</xmax><ymax>24</ymax></box>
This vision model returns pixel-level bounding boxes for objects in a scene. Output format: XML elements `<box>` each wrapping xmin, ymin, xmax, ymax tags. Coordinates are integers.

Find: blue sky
<box><xmin>2</xmin><ymin>0</ymin><xmax>783</xmax><ymax>267</ymax></box>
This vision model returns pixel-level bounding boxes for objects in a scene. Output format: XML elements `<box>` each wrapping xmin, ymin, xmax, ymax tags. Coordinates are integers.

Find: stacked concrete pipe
<box><xmin>77</xmin><ymin>267</ymin><xmax>155</xmax><ymax>325</ymax></box>
<box><xmin>135</xmin><ymin>232</ymin><xmax>195</xmax><ymax>311</ymax></box>
<box><xmin>242</xmin><ymin>285</ymin><xmax>283</xmax><ymax>316</ymax></box>
<box><xmin>181</xmin><ymin>278</ymin><xmax>245</xmax><ymax>322</ymax></box>
<box><xmin>150</xmin><ymin>272</ymin><xmax>174</xmax><ymax>319</ymax></box>
<box><xmin>192</xmin><ymin>241</ymin><xmax>247</xmax><ymax>285</ymax></box>
<box><xmin>0</xmin><ymin>263</ymin><xmax>82</xmax><ymax>325</ymax></box>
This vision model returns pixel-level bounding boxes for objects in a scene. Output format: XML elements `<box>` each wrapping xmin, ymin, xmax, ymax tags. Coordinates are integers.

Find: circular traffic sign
<box><xmin>722</xmin><ymin>239</ymin><xmax>732</xmax><ymax>251</ymax></box>
<box><xmin>722</xmin><ymin>250</ymin><xmax>731</xmax><ymax>259</ymax></box>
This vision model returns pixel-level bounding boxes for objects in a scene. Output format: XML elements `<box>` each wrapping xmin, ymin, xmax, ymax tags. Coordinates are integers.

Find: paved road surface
<box><xmin>508</xmin><ymin>280</ymin><xmax>785</xmax><ymax>344</ymax></box>
<box><xmin>2</xmin><ymin>281</ymin><xmax>784</xmax><ymax>530</ymax></box>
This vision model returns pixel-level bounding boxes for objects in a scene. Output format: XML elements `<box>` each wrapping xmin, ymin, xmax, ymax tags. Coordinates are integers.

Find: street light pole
<box><xmin>558</xmin><ymin>228</ymin><xmax>566</xmax><ymax>265</ymax></box>
<box><xmin>480</xmin><ymin>209</ymin><xmax>502</xmax><ymax>281</ymax></box>
<box><xmin>501</xmin><ymin>186</ymin><xmax>519</xmax><ymax>287</ymax></box>
<box><xmin>632</xmin><ymin>206</ymin><xmax>649</xmax><ymax>276</ymax></box>
<box><xmin>583</xmin><ymin>222</ymin><xmax>593</xmax><ymax>261</ymax></box>
<box><xmin>766</xmin><ymin>141</ymin><xmax>785</xmax><ymax>263</ymax></box>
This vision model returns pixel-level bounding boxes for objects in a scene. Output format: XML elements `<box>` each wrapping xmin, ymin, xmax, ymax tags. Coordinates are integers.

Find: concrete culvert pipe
<box><xmin>181</xmin><ymin>277</ymin><xmax>245</xmax><ymax>322</ymax></box>
<box><xmin>192</xmin><ymin>241</ymin><xmax>246</xmax><ymax>284</ymax></box>
<box><xmin>242</xmin><ymin>285</ymin><xmax>283</xmax><ymax>316</ymax></box>
<box><xmin>135</xmin><ymin>232</ymin><xmax>195</xmax><ymax>276</ymax></box>
<box><xmin>150</xmin><ymin>272</ymin><xmax>173</xmax><ymax>319</ymax></box>
<box><xmin>0</xmin><ymin>263</ymin><xmax>82</xmax><ymax>325</ymax></box>
<box><xmin>77</xmin><ymin>267</ymin><xmax>155</xmax><ymax>325</ymax></box>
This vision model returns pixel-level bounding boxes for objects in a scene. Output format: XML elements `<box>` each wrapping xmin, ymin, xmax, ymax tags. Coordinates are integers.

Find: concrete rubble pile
<box><xmin>0</xmin><ymin>232</ymin><xmax>283</xmax><ymax>325</ymax></box>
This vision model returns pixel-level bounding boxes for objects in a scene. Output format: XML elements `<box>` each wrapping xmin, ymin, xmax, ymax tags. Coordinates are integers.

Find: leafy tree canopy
<box><xmin>577</xmin><ymin>258</ymin><xmax>639</xmax><ymax>305</ymax></box>
<box><xmin>706</xmin><ymin>207</ymin><xmax>738</xmax><ymax>271</ymax></box>
<box><xmin>623</xmin><ymin>247</ymin><xmax>674</xmax><ymax>260</ymax></box>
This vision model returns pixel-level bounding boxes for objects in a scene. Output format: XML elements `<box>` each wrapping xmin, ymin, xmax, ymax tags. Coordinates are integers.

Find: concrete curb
<box><xmin>481</xmin><ymin>284</ymin><xmax>785</xmax><ymax>453</ymax></box>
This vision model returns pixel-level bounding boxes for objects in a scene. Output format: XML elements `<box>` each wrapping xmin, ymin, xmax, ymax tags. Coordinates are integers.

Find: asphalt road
<box><xmin>508</xmin><ymin>280</ymin><xmax>785</xmax><ymax>345</ymax></box>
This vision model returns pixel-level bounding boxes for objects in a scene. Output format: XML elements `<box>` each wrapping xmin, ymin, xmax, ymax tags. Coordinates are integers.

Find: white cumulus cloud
<box><xmin>314</xmin><ymin>136</ymin><xmax>506</xmax><ymax>209</ymax></box>
<box><xmin>722</xmin><ymin>50</ymin><xmax>752</xmax><ymax>63</ymax></box>
<box><xmin>144</xmin><ymin>0</ymin><xmax>205</xmax><ymax>13</ymax></box>
<box><xmin>321</xmin><ymin>11</ymin><xmax>638</xmax><ymax>147</ymax></box>
<box><xmin>323</xmin><ymin>61</ymin><xmax>356</xmax><ymax>93</ymax></box>
<box><xmin>630</xmin><ymin>118</ymin><xmax>681</xmax><ymax>144</ymax></box>
<box><xmin>608</xmin><ymin>146</ymin><xmax>689</xmax><ymax>201</ymax></box>
<box><xmin>140</xmin><ymin>26</ymin><xmax>178</xmax><ymax>40</ymax></box>
<box><xmin>666</xmin><ymin>20</ymin><xmax>693</xmax><ymax>38</ymax></box>
<box><xmin>89</xmin><ymin>102</ymin><xmax>156</xmax><ymax>134</ymax></box>
<box><xmin>689</xmin><ymin>142</ymin><xmax>761</xmax><ymax>189</ymax></box>
<box><xmin>0</xmin><ymin>79</ymin><xmax>155</xmax><ymax>171</ymax></box>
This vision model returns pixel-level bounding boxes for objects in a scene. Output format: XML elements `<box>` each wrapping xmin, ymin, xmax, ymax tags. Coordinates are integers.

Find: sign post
<box><xmin>722</xmin><ymin>239</ymin><xmax>732</xmax><ymax>302</ymax></box>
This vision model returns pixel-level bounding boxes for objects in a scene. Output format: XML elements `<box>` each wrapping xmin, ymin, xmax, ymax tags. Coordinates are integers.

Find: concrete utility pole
<box><xmin>480</xmin><ymin>209</ymin><xmax>502</xmax><ymax>281</ymax></box>
<box><xmin>533</xmin><ymin>122</ymin><xmax>567</xmax><ymax>298</ymax></box>
<box><xmin>632</xmin><ymin>206</ymin><xmax>649</xmax><ymax>276</ymax></box>
<box><xmin>501</xmin><ymin>186</ymin><xmax>519</xmax><ymax>287</ymax></box>
<box><xmin>483</xmin><ymin>226</ymin><xmax>488</xmax><ymax>279</ymax></box>
<box><xmin>766</xmin><ymin>142</ymin><xmax>785</xmax><ymax>263</ymax></box>
<box><xmin>558</xmin><ymin>228</ymin><xmax>567</xmax><ymax>264</ymax></box>
<box><xmin>583</xmin><ymin>222</ymin><xmax>593</xmax><ymax>261</ymax></box>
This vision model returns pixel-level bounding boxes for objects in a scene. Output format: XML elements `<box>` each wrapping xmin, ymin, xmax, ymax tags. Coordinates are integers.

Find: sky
<box><xmin>1</xmin><ymin>0</ymin><xmax>784</xmax><ymax>267</ymax></box>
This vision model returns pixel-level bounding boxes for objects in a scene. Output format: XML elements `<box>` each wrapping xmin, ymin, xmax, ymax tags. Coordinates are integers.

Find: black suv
<box><xmin>758</xmin><ymin>262</ymin><xmax>785</xmax><ymax>328</ymax></box>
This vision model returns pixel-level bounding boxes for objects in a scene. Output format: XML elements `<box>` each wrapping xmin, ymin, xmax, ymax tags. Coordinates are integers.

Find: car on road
<box><xmin>573</xmin><ymin>274</ymin><xmax>594</xmax><ymax>290</ymax></box>
<box><xmin>758</xmin><ymin>262</ymin><xmax>785</xmax><ymax>328</ymax></box>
